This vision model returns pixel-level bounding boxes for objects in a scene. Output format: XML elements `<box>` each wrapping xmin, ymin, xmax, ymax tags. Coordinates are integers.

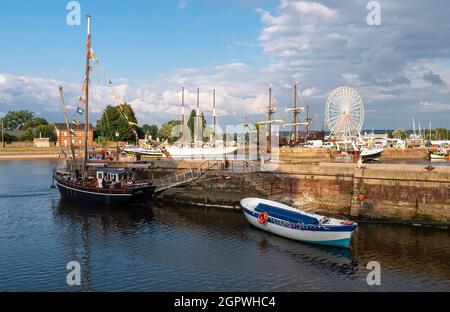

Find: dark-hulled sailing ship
<box><xmin>53</xmin><ymin>16</ymin><xmax>155</xmax><ymax>205</ymax></box>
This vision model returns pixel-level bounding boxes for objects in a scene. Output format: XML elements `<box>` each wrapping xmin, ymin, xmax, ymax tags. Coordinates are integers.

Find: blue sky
<box><xmin>0</xmin><ymin>0</ymin><xmax>449</xmax><ymax>130</ymax></box>
<box><xmin>0</xmin><ymin>0</ymin><xmax>273</xmax><ymax>80</ymax></box>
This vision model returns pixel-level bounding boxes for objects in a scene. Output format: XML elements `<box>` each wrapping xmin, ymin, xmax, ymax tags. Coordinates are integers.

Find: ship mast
<box><xmin>284</xmin><ymin>84</ymin><xmax>307</xmax><ymax>144</ymax></box>
<box><xmin>181</xmin><ymin>87</ymin><xmax>185</xmax><ymax>127</ymax></box>
<box><xmin>293</xmin><ymin>84</ymin><xmax>298</xmax><ymax>142</ymax></box>
<box><xmin>195</xmin><ymin>88</ymin><xmax>201</xmax><ymax>145</ymax></box>
<box><xmin>268</xmin><ymin>87</ymin><xmax>273</xmax><ymax>153</ymax></box>
<box><xmin>257</xmin><ymin>87</ymin><xmax>283</xmax><ymax>154</ymax></box>
<box><xmin>181</xmin><ymin>86</ymin><xmax>185</xmax><ymax>146</ymax></box>
<box><xmin>58</xmin><ymin>86</ymin><xmax>78</xmax><ymax>169</ymax></box>
<box><xmin>243</xmin><ymin>115</ymin><xmax>249</xmax><ymax>128</ymax></box>
<box><xmin>83</xmin><ymin>15</ymin><xmax>91</xmax><ymax>176</ymax></box>
<box><xmin>212</xmin><ymin>89</ymin><xmax>217</xmax><ymax>147</ymax></box>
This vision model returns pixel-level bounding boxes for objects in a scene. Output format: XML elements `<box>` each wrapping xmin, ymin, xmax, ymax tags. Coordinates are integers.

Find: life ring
<box><xmin>357</xmin><ymin>194</ymin><xmax>365</xmax><ymax>202</ymax></box>
<box><xmin>257</xmin><ymin>212</ymin><xmax>269</xmax><ymax>224</ymax></box>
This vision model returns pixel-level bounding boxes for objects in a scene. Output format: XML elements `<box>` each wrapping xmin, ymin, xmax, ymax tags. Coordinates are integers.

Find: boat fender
<box><xmin>257</xmin><ymin>212</ymin><xmax>269</xmax><ymax>224</ymax></box>
<box><xmin>340</xmin><ymin>221</ymin><xmax>354</xmax><ymax>225</ymax></box>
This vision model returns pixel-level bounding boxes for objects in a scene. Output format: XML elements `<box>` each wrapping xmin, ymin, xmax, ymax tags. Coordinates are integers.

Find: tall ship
<box><xmin>53</xmin><ymin>16</ymin><xmax>155</xmax><ymax>205</ymax></box>
<box><xmin>127</xmin><ymin>87</ymin><xmax>237</xmax><ymax>159</ymax></box>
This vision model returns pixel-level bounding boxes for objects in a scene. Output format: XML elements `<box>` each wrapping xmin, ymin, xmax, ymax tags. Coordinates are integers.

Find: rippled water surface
<box><xmin>0</xmin><ymin>159</ymin><xmax>449</xmax><ymax>291</ymax></box>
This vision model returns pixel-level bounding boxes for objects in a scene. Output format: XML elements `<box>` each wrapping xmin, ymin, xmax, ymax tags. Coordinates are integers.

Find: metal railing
<box><xmin>153</xmin><ymin>168</ymin><xmax>202</xmax><ymax>193</ymax></box>
<box><xmin>192</xmin><ymin>159</ymin><xmax>257</xmax><ymax>174</ymax></box>
<box><xmin>152</xmin><ymin>160</ymin><xmax>256</xmax><ymax>194</ymax></box>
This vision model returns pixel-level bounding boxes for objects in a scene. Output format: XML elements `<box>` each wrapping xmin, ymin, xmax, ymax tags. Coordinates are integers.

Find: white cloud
<box><xmin>302</xmin><ymin>87</ymin><xmax>320</xmax><ymax>97</ymax></box>
<box><xmin>0</xmin><ymin>74</ymin><xmax>7</xmax><ymax>85</ymax></box>
<box><xmin>289</xmin><ymin>1</ymin><xmax>337</xmax><ymax>19</ymax></box>
<box><xmin>253</xmin><ymin>0</ymin><xmax>450</xmax><ymax>128</ymax></box>
<box><xmin>419</xmin><ymin>101</ymin><xmax>450</xmax><ymax>112</ymax></box>
<box><xmin>179</xmin><ymin>0</ymin><xmax>187</xmax><ymax>9</ymax></box>
<box><xmin>2</xmin><ymin>1</ymin><xmax>450</xmax><ymax>129</ymax></box>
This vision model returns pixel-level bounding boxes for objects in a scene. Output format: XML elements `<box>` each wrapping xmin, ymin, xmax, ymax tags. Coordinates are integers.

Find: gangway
<box><xmin>152</xmin><ymin>168</ymin><xmax>202</xmax><ymax>195</ymax></box>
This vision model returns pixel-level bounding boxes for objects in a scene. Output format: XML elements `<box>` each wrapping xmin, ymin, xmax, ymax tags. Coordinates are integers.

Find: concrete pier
<box><xmin>148</xmin><ymin>159</ymin><xmax>450</xmax><ymax>225</ymax></box>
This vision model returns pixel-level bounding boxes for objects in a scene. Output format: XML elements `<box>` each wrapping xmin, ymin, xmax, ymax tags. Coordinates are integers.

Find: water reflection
<box><xmin>1</xmin><ymin>157</ymin><xmax>449</xmax><ymax>291</ymax></box>
<box><xmin>53</xmin><ymin>199</ymin><xmax>155</xmax><ymax>233</ymax></box>
<box><xmin>49</xmin><ymin>198</ymin><xmax>450</xmax><ymax>291</ymax></box>
<box><xmin>52</xmin><ymin>199</ymin><xmax>155</xmax><ymax>291</ymax></box>
<box><xmin>353</xmin><ymin>223</ymin><xmax>450</xmax><ymax>283</ymax></box>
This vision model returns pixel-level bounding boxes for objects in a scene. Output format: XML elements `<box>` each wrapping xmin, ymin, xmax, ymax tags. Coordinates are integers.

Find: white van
<box><xmin>304</xmin><ymin>140</ymin><xmax>323</xmax><ymax>148</ymax></box>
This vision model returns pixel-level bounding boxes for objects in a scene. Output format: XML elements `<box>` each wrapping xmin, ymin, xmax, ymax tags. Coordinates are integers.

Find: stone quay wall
<box><xmin>149</xmin><ymin>160</ymin><xmax>450</xmax><ymax>225</ymax></box>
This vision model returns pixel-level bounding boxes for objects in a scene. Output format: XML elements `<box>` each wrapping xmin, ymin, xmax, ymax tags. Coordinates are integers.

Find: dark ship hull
<box><xmin>55</xmin><ymin>176</ymin><xmax>155</xmax><ymax>205</ymax></box>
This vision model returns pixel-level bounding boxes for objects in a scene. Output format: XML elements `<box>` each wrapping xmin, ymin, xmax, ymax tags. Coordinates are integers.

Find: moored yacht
<box><xmin>360</xmin><ymin>146</ymin><xmax>384</xmax><ymax>162</ymax></box>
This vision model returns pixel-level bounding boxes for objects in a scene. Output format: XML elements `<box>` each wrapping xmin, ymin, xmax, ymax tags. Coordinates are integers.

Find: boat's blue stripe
<box><xmin>303</xmin><ymin>238</ymin><xmax>351</xmax><ymax>248</ymax></box>
<box><xmin>241</xmin><ymin>206</ymin><xmax>357</xmax><ymax>233</ymax></box>
<box><xmin>255</xmin><ymin>203</ymin><xmax>319</xmax><ymax>225</ymax></box>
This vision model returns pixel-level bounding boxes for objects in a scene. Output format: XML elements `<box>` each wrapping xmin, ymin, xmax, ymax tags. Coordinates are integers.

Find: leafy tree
<box><xmin>187</xmin><ymin>109</ymin><xmax>207</xmax><ymax>143</ymax></box>
<box><xmin>142</xmin><ymin>124</ymin><xmax>159</xmax><ymax>140</ymax></box>
<box><xmin>158</xmin><ymin>120</ymin><xmax>181</xmax><ymax>143</ymax></box>
<box><xmin>35</xmin><ymin>125</ymin><xmax>57</xmax><ymax>142</ymax></box>
<box><xmin>432</xmin><ymin>128</ymin><xmax>449</xmax><ymax>140</ymax></box>
<box><xmin>392</xmin><ymin>129</ymin><xmax>408</xmax><ymax>139</ymax></box>
<box><xmin>20</xmin><ymin>124</ymin><xmax>57</xmax><ymax>142</ymax></box>
<box><xmin>2</xmin><ymin>133</ymin><xmax>17</xmax><ymax>144</ymax></box>
<box><xmin>95</xmin><ymin>136</ymin><xmax>108</xmax><ymax>147</ymax></box>
<box><xmin>20</xmin><ymin>128</ymin><xmax>35</xmax><ymax>141</ymax></box>
<box><xmin>96</xmin><ymin>104</ymin><xmax>140</xmax><ymax>142</ymax></box>
<box><xmin>2</xmin><ymin>110</ymin><xmax>34</xmax><ymax>130</ymax></box>
<box><xmin>24</xmin><ymin>117</ymin><xmax>48</xmax><ymax>130</ymax></box>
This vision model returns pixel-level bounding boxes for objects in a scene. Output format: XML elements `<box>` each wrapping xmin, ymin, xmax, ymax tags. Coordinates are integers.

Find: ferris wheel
<box><xmin>325</xmin><ymin>86</ymin><xmax>365</xmax><ymax>139</ymax></box>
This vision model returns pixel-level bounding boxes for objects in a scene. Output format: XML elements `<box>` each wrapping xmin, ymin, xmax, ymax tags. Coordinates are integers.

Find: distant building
<box><xmin>33</xmin><ymin>137</ymin><xmax>50</xmax><ymax>148</ymax></box>
<box><xmin>54</xmin><ymin>123</ymin><xmax>94</xmax><ymax>147</ymax></box>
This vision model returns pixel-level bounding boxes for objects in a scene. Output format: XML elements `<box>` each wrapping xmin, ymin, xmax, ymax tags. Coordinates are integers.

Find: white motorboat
<box><xmin>240</xmin><ymin>198</ymin><xmax>357</xmax><ymax>248</ymax></box>
<box><xmin>360</xmin><ymin>147</ymin><xmax>383</xmax><ymax>162</ymax></box>
<box><xmin>124</xmin><ymin>145</ymin><xmax>166</xmax><ymax>158</ymax></box>
<box><xmin>429</xmin><ymin>148</ymin><xmax>449</xmax><ymax>160</ymax></box>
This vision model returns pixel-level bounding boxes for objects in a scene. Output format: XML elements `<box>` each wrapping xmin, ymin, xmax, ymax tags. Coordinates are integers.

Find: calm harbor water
<box><xmin>0</xmin><ymin>159</ymin><xmax>449</xmax><ymax>291</ymax></box>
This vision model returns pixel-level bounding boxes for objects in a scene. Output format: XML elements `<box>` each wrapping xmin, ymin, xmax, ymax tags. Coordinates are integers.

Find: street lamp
<box><xmin>115</xmin><ymin>131</ymin><xmax>120</xmax><ymax>160</ymax></box>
